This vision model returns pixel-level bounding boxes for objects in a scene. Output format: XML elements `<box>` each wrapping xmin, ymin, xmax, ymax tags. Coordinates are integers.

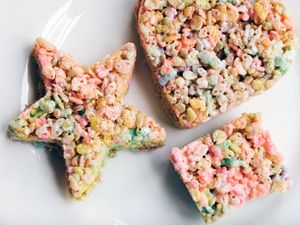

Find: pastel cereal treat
<box><xmin>136</xmin><ymin>0</ymin><xmax>297</xmax><ymax>128</ymax></box>
<box><xmin>8</xmin><ymin>38</ymin><xmax>166</xmax><ymax>200</ymax></box>
<box><xmin>169</xmin><ymin>113</ymin><xmax>292</xmax><ymax>223</ymax></box>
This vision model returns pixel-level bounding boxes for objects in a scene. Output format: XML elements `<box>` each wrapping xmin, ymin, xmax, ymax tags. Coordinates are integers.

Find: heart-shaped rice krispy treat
<box><xmin>136</xmin><ymin>0</ymin><xmax>297</xmax><ymax>128</ymax></box>
<box><xmin>8</xmin><ymin>38</ymin><xmax>166</xmax><ymax>200</ymax></box>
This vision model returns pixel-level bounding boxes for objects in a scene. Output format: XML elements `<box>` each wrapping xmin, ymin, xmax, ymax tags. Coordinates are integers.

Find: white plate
<box><xmin>0</xmin><ymin>0</ymin><xmax>300</xmax><ymax>224</ymax></box>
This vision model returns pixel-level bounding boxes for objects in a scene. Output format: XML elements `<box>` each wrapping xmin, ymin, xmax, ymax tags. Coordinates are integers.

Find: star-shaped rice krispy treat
<box><xmin>8</xmin><ymin>38</ymin><xmax>166</xmax><ymax>200</ymax></box>
<box><xmin>170</xmin><ymin>113</ymin><xmax>292</xmax><ymax>223</ymax></box>
<box><xmin>136</xmin><ymin>0</ymin><xmax>297</xmax><ymax>128</ymax></box>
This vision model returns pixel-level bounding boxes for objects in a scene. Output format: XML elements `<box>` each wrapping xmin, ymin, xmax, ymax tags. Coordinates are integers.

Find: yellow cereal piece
<box><xmin>191</xmin><ymin>14</ymin><xmax>203</xmax><ymax>31</ymax></box>
<box><xmin>175</xmin><ymin>103</ymin><xmax>186</xmax><ymax>113</ymax></box>
<box><xmin>162</xmin><ymin>25</ymin><xmax>169</xmax><ymax>34</ymax></box>
<box><xmin>171</xmin><ymin>56</ymin><xmax>185</xmax><ymax>67</ymax></box>
<box><xmin>164</xmin><ymin>34</ymin><xmax>180</xmax><ymax>42</ymax></box>
<box><xmin>186</xmin><ymin>107</ymin><xmax>197</xmax><ymax>122</ymax></box>
<box><xmin>156</xmin><ymin>12</ymin><xmax>164</xmax><ymax>21</ymax></box>
<box><xmin>189</xmin><ymin>98</ymin><xmax>206</xmax><ymax>110</ymax></box>
<box><xmin>229</xmin><ymin>145</ymin><xmax>241</xmax><ymax>154</ymax></box>
<box><xmin>76</xmin><ymin>144</ymin><xmax>92</xmax><ymax>155</ymax></box>
<box><xmin>251</xmin><ymin>79</ymin><xmax>266</xmax><ymax>91</ymax></box>
<box><xmin>90</xmin><ymin>116</ymin><xmax>102</xmax><ymax>133</ymax></box>
<box><xmin>254</xmin><ymin>2</ymin><xmax>268</xmax><ymax>23</ymax></box>
<box><xmin>183</xmin><ymin>6</ymin><xmax>195</xmax><ymax>18</ymax></box>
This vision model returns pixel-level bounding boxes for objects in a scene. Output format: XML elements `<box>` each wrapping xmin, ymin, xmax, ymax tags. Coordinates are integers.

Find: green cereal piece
<box><xmin>62</xmin><ymin>119</ymin><xmax>75</xmax><ymax>133</ymax></box>
<box><xmin>203</xmin><ymin>205</ymin><xmax>215</xmax><ymax>215</ymax></box>
<box><xmin>30</xmin><ymin>107</ymin><xmax>45</xmax><ymax>118</ymax></box>
<box><xmin>60</xmin><ymin>108</ymin><xmax>72</xmax><ymax>118</ymax></box>
<box><xmin>221</xmin><ymin>158</ymin><xmax>246</xmax><ymax>168</ymax></box>
<box><xmin>53</xmin><ymin>93</ymin><xmax>64</xmax><ymax>110</ymax></box>
<box><xmin>219</xmin><ymin>139</ymin><xmax>232</xmax><ymax>149</ymax></box>
<box><xmin>274</xmin><ymin>56</ymin><xmax>285</xmax><ymax>67</ymax></box>
<box><xmin>167</xmin><ymin>68</ymin><xmax>178</xmax><ymax>80</ymax></box>
<box><xmin>137</xmin><ymin>127</ymin><xmax>151</xmax><ymax>140</ymax></box>
<box><xmin>32</xmin><ymin>142</ymin><xmax>46</xmax><ymax>149</ymax></box>
<box><xmin>192</xmin><ymin>65</ymin><xmax>199</xmax><ymax>74</ymax></box>
<box><xmin>274</xmin><ymin>56</ymin><xmax>289</xmax><ymax>74</ymax></box>
<box><xmin>207</xmin><ymin>74</ymin><xmax>218</xmax><ymax>86</ymax></box>
<box><xmin>39</xmin><ymin>99</ymin><xmax>56</xmax><ymax>113</ymax></box>
<box><xmin>129</xmin><ymin>129</ymin><xmax>138</xmax><ymax>142</ymax></box>
<box><xmin>183</xmin><ymin>0</ymin><xmax>194</xmax><ymax>6</ymax></box>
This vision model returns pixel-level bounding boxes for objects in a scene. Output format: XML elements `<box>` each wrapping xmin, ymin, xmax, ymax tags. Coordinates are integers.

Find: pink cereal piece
<box><xmin>251</xmin><ymin>135</ymin><xmax>265</xmax><ymax>148</ymax></box>
<box><xmin>160</xmin><ymin>59</ymin><xmax>172</xmax><ymax>75</ymax></box>
<box><xmin>83</xmin><ymin>174</ymin><xmax>92</xmax><ymax>184</ymax></box>
<box><xmin>67</xmin><ymin>166</ymin><xmax>74</xmax><ymax>173</ymax></box>
<box><xmin>263</xmin><ymin>131</ymin><xmax>277</xmax><ymax>155</ymax></box>
<box><xmin>165</xmin><ymin>7</ymin><xmax>177</xmax><ymax>19</ymax></box>
<box><xmin>283</xmin><ymin>17</ymin><xmax>294</xmax><ymax>30</ymax></box>
<box><xmin>105</xmin><ymin>94</ymin><xmax>116</xmax><ymax>104</ymax></box>
<box><xmin>71</xmin><ymin>76</ymin><xmax>87</xmax><ymax>92</ymax></box>
<box><xmin>269</xmin><ymin>31</ymin><xmax>279</xmax><ymax>40</ymax></box>
<box><xmin>103</xmin><ymin>106</ymin><xmax>121</xmax><ymax>121</ymax></box>
<box><xmin>44</xmin><ymin>78</ymin><xmax>53</xmax><ymax>87</ymax></box>
<box><xmin>222</xmin><ymin>123</ymin><xmax>234</xmax><ymax>137</ymax></box>
<box><xmin>241</xmin><ymin>13</ymin><xmax>250</xmax><ymax>21</ymax></box>
<box><xmin>181</xmin><ymin>171</ymin><xmax>193</xmax><ymax>183</ymax></box>
<box><xmin>197</xmin><ymin>167</ymin><xmax>215</xmax><ymax>184</ymax></box>
<box><xmin>35</xmin><ymin>125</ymin><xmax>50</xmax><ymax>140</ymax></box>
<box><xmin>204</xmin><ymin>136</ymin><xmax>214</xmax><ymax>147</ymax></box>
<box><xmin>143</xmin><ymin>117</ymin><xmax>152</xmax><ymax>128</ymax></box>
<box><xmin>89</xmin><ymin>78</ymin><xmax>102</xmax><ymax>85</ymax></box>
<box><xmin>74</xmin><ymin>115</ymin><xmax>88</xmax><ymax>127</ymax></box>
<box><xmin>37</xmin><ymin>48</ymin><xmax>49</xmax><ymax>66</ymax></box>
<box><xmin>115</xmin><ymin>60</ymin><xmax>131</xmax><ymax>74</ymax></box>
<box><xmin>170</xmin><ymin>147</ymin><xmax>182</xmax><ymax>163</ymax></box>
<box><xmin>210</xmin><ymin>145</ymin><xmax>222</xmax><ymax>158</ymax></box>
<box><xmin>63</xmin><ymin>146</ymin><xmax>76</xmax><ymax>159</ymax></box>
<box><xmin>55</xmin><ymin>67</ymin><xmax>67</xmax><ymax>84</ymax></box>
<box><xmin>95</xmin><ymin>64</ymin><xmax>109</xmax><ymax>79</ymax></box>
<box><xmin>81</xmin><ymin>130</ymin><xmax>90</xmax><ymax>144</ymax></box>
<box><xmin>80</xmin><ymin>83</ymin><xmax>97</xmax><ymax>99</ymax></box>
<box><xmin>73</xmin><ymin>123</ymin><xmax>83</xmax><ymax>136</ymax></box>
<box><xmin>105</xmin><ymin>82</ymin><xmax>117</xmax><ymax>95</ymax></box>
<box><xmin>186</xmin><ymin>141</ymin><xmax>200</xmax><ymax>155</ymax></box>
<box><xmin>101</xmin><ymin>78</ymin><xmax>109</xmax><ymax>91</ymax></box>
<box><xmin>69</xmin><ymin>96</ymin><xmax>84</xmax><ymax>105</ymax></box>
<box><xmin>38</xmin><ymin>117</ymin><xmax>47</xmax><ymax>126</ymax></box>
<box><xmin>187</xmin><ymin>179</ymin><xmax>200</xmax><ymax>189</ymax></box>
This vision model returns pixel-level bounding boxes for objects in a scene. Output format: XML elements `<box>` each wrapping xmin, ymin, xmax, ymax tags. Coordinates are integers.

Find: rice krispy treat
<box><xmin>169</xmin><ymin>113</ymin><xmax>292</xmax><ymax>223</ymax></box>
<box><xmin>8</xmin><ymin>38</ymin><xmax>166</xmax><ymax>200</ymax></box>
<box><xmin>136</xmin><ymin>0</ymin><xmax>297</xmax><ymax>128</ymax></box>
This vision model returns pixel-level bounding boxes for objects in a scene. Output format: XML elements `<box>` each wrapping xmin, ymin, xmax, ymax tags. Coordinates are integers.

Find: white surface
<box><xmin>0</xmin><ymin>0</ymin><xmax>299</xmax><ymax>224</ymax></box>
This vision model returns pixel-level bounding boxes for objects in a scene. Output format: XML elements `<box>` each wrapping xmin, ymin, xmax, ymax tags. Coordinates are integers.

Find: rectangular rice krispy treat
<box><xmin>169</xmin><ymin>113</ymin><xmax>292</xmax><ymax>223</ymax></box>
